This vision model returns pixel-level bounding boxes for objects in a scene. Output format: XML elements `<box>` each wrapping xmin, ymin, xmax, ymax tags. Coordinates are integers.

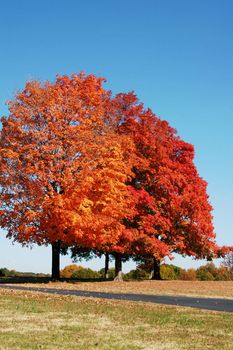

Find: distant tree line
<box><xmin>1</xmin><ymin>256</ymin><xmax>233</xmax><ymax>281</ymax></box>
<box><xmin>57</xmin><ymin>253</ymin><xmax>233</xmax><ymax>281</ymax></box>
<box><xmin>0</xmin><ymin>268</ymin><xmax>49</xmax><ymax>278</ymax></box>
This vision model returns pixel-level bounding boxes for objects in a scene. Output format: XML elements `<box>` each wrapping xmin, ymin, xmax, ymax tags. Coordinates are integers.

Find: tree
<box><xmin>1</xmin><ymin>73</ymin><xmax>229</xmax><ymax>281</ymax></box>
<box><xmin>109</xmin><ymin>92</ymin><xmax>225</xmax><ymax>277</ymax></box>
<box><xmin>0</xmin><ymin>73</ymin><xmax>134</xmax><ymax>280</ymax></box>
<box><xmin>60</xmin><ymin>264</ymin><xmax>81</xmax><ymax>278</ymax></box>
<box><xmin>222</xmin><ymin>251</ymin><xmax>233</xmax><ymax>277</ymax></box>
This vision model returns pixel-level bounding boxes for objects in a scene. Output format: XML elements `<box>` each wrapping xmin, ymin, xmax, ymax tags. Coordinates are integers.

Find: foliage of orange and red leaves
<box><xmin>0</xmin><ymin>74</ymin><xmax>135</xmax><ymax>251</ymax></box>
<box><xmin>108</xmin><ymin>92</ymin><xmax>224</xmax><ymax>260</ymax></box>
<box><xmin>0</xmin><ymin>73</ymin><xmax>229</xmax><ymax>261</ymax></box>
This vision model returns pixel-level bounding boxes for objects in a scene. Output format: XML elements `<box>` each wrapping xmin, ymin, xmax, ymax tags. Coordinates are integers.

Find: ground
<box><xmin>0</xmin><ymin>281</ymin><xmax>233</xmax><ymax>349</ymax></box>
<box><xmin>8</xmin><ymin>280</ymin><xmax>233</xmax><ymax>298</ymax></box>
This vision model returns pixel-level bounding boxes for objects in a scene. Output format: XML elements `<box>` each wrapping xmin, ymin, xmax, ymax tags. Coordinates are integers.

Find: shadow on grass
<box><xmin>0</xmin><ymin>276</ymin><xmax>112</xmax><ymax>284</ymax></box>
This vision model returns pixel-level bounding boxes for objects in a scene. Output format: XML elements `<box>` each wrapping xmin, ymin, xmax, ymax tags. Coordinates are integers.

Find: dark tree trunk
<box><xmin>104</xmin><ymin>253</ymin><xmax>110</xmax><ymax>279</ymax></box>
<box><xmin>114</xmin><ymin>253</ymin><xmax>123</xmax><ymax>281</ymax></box>
<box><xmin>52</xmin><ymin>241</ymin><xmax>61</xmax><ymax>281</ymax></box>
<box><xmin>152</xmin><ymin>258</ymin><xmax>161</xmax><ymax>280</ymax></box>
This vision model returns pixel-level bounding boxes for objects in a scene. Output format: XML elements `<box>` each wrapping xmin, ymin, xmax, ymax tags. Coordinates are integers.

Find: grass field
<box><xmin>8</xmin><ymin>280</ymin><xmax>233</xmax><ymax>299</ymax></box>
<box><xmin>0</xmin><ymin>284</ymin><xmax>233</xmax><ymax>350</ymax></box>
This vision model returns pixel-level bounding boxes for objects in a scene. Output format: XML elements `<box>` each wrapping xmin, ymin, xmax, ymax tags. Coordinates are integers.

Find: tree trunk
<box><xmin>51</xmin><ymin>241</ymin><xmax>61</xmax><ymax>281</ymax></box>
<box><xmin>104</xmin><ymin>253</ymin><xmax>109</xmax><ymax>279</ymax></box>
<box><xmin>114</xmin><ymin>253</ymin><xmax>123</xmax><ymax>281</ymax></box>
<box><xmin>151</xmin><ymin>258</ymin><xmax>161</xmax><ymax>280</ymax></box>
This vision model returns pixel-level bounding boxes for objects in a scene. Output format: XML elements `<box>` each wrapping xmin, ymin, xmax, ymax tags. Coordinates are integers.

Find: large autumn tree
<box><xmin>0</xmin><ymin>74</ymin><xmax>134</xmax><ymax>280</ymax></box>
<box><xmin>0</xmin><ymin>73</ymin><xmax>228</xmax><ymax>281</ymax></box>
<box><xmin>106</xmin><ymin>92</ymin><xmax>227</xmax><ymax>278</ymax></box>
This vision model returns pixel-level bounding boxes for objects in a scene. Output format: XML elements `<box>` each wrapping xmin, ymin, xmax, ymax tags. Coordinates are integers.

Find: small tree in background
<box><xmin>214</xmin><ymin>266</ymin><xmax>231</xmax><ymax>280</ymax></box>
<box><xmin>223</xmin><ymin>251</ymin><xmax>233</xmax><ymax>272</ymax></box>
<box><xmin>60</xmin><ymin>264</ymin><xmax>81</xmax><ymax>279</ymax></box>
<box><xmin>180</xmin><ymin>268</ymin><xmax>197</xmax><ymax>281</ymax></box>
<box><xmin>71</xmin><ymin>267</ymin><xmax>100</xmax><ymax>279</ymax></box>
<box><xmin>160</xmin><ymin>264</ymin><xmax>180</xmax><ymax>280</ymax></box>
<box><xmin>196</xmin><ymin>266</ymin><xmax>214</xmax><ymax>281</ymax></box>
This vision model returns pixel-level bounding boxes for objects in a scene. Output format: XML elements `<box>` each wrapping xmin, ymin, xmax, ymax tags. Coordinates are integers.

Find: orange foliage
<box><xmin>180</xmin><ymin>268</ymin><xmax>197</xmax><ymax>281</ymax></box>
<box><xmin>60</xmin><ymin>264</ymin><xmax>81</xmax><ymax>278</ymax></box>
<box><xmin>0</xmin><ymin>74</ymin><xmax>134</xmax><ymax>251</ymax></box>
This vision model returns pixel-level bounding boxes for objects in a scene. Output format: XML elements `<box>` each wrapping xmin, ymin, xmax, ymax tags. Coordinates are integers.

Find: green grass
<box><xmin>0</xmin><ymin>289</ymin><xmax>232</xmax><ymax>349</ymax></box>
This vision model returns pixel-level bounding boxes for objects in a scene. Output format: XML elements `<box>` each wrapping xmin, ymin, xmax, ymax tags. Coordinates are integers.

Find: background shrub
<box><xmin>196</xmin><ymin>267</ymin><xmax>214</xmax><ymax>281</ymax></box>
<box><xmin>214</xmin><ymin>266</ymin><xmax>231</xmax><ymax>280</ymax></box>
<box><xmin>160</xmin><ymin>264</ymin><xmax>179</xmax><ymax>280</ymax></box>
<box><xmin>71</xmin><ymin>267</ymin><xmax>100</xmax><ymax>279</ymax></box>
<box><xmin>0</xmin><ymin>268</ymin><xmax>19</xmax><ymax>277</ymax></box>
<box><xmin>60</xmin><ymin>264</ymin><xmax>81</xmax><ymax>278</ymax></box>
<box><xmin>124</xmin><ymin>269</ymin><xmax>150</xmax><ymax>280</ymax></box>
<box><xmin>98</xmin><ymin>267</ymin><xmax>115</xmax><ymax>279</ymax></box>
<box><xmin>180</xmin><ymin>268</ymin><xmax>197</xmax><ymax>280</ymax></box>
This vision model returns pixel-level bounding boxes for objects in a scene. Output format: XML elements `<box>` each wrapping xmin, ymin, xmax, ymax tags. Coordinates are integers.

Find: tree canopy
<box><xmin>0</xmin><ymin>73</ymin><xmax>228</xmax><ymax>279</ymax></box>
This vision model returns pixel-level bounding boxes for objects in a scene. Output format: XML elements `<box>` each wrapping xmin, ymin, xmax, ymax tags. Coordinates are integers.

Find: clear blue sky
<box><xmin>0</xmin><ymin>0</ymin><xmax>232</xmax><ymax>273</ymax></box>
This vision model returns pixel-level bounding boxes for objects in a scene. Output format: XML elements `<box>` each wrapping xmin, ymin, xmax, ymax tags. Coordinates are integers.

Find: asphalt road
<box><xmin>0</xmin><ymin>284</ymin><xmax>233</xmax><ymax>313</ymax></box>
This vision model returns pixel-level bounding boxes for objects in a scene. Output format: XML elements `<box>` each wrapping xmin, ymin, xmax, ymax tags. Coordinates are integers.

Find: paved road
<box><xmin>0</xmin><ymin>284</ymin><xmax>233</xmax><ymax>313</ymax></box>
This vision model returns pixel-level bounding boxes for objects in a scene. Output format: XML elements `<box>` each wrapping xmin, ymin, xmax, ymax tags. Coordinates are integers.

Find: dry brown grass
<box><xmin>0</xmin><ymin>288</ymin><xmax>233</xmax><ymax>349</ymax></box>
